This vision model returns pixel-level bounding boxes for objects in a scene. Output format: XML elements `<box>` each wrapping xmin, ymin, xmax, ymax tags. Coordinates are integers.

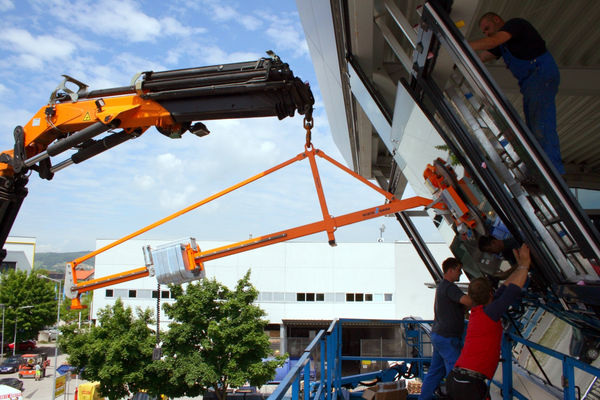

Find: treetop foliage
<box><xmin>60</xmin><ymin>298</ymin><xmax>155</xmax><ymax>400</ymax></box>
<box><xmin>60</xmin><ymin>271</ymin><xmax>284</xmax><ymax>400</ymax></box>
<box><xmin>0</xmin><ymin>270</ymin><xmax>57</xmax><ymax>340</ymax></box>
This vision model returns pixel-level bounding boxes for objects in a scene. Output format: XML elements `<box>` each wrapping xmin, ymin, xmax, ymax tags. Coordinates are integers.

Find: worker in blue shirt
<box><xmin>470</xmin><ymin>12</ymin><xmax>565</xmax><ymax>175</ymax></box>
<box><xmin>419</xmin><ymin>258</ymin><xmax>472</xmax><ymax>400</ymax></box>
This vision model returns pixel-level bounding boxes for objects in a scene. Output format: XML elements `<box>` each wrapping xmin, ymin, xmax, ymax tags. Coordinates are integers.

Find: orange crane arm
<box><xmin>65</xmin><ymin>142</ymin><xmax>439</xmax><ymax>309</ymax></box>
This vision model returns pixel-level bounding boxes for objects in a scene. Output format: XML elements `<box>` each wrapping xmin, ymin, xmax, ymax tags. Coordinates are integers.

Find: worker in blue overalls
<box><xmin>470</xmin><ymin>12</ymin><xmax>565</xmax><ymax>175</ymax></box>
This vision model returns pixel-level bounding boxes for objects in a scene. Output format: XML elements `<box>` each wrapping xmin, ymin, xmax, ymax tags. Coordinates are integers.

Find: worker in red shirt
<box><xmin>446</xmin><ymin>244</ymin><xmax>531</xmax><ymax>400</ymax></box>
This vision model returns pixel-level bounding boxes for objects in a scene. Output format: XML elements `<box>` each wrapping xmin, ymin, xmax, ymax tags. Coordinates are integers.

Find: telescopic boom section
<box><xmin>64</xmin><ymin>144</ymin><xmax>437</xmax><ymax>309</ymax></box>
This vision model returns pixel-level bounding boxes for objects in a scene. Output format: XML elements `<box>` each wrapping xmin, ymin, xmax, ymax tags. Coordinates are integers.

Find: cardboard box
<box><xmin>361</xmin><ymin>381</ymin><xmax>408</xmax><ymax>400</ymax></box>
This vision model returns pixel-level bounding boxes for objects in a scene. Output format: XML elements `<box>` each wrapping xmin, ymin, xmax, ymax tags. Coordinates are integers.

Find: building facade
<box><xmin>91</xmin><ymin>238</ymin><xmax>456</xmax><ymax>356</ymax></box>
<box><xmin>1</xmin><ymin>236</ymin><xmax>36</xmax><ymax>273</ymax></box>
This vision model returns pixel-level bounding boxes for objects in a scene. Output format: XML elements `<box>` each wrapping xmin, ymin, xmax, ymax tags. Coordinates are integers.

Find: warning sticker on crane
<box><xmin>83</xmin><ymin>112</ymin><xmax>91</xmax><ymax>121</ymax></box>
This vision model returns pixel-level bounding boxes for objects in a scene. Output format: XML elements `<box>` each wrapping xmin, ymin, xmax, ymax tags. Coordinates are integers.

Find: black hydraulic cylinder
<box><xmin>70</xmin><ymin>130</ymin><xmax>135</xmax><ymax>164</ymax></box>
<box><xmin>144</xmin><ymin>59</ymin><xmax>270</xmax><ymax>81</ymax></box>
<box><xmin>141</xmin><ymin>70</ymin><xmax>269</xmax><ymax>92</ymax></box>
<box><xmin>46</xmin><ymin>122</ymin><xmax>112</xmax><ymax>157</ymax></box>
<box><xmin>84</xmin><ymin>86</ymin><xmax>135</xmax><ymax>99</ymax></box>
<box><xmin>0</xmin><ymin>175</ymin><xmax>28</xmax><ymax>260</ymax></box>
<box><xmin>75</xmin><ymin>58</ymin><xmax>291</xmax><ymax>101</ymax></box>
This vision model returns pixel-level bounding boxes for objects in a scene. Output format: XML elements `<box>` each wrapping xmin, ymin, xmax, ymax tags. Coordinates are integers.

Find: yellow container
<box><xmin>77</xmin><ymin>382</ymin><xmax>105</xmax><ymax>400</ymax></box>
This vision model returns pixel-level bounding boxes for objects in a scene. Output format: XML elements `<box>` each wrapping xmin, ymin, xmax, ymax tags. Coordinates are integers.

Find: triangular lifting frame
<box><xmin>65</xmin><ymin>134</ymin><xmax>435</xmax><ymax>309</ymax></box>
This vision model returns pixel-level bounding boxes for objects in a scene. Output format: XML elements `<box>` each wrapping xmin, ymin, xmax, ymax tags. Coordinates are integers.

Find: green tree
<box><xmin>0</xmin><ymin>270</ymin><xmax>56</xmax><ymax>341</ymax></box>
<box><xmin>59</xmin><ymin>298</ymin><xmax>155</xmax><ymax>400</ymax></box>
<box><xmin>147</xmin><ymin>271</ymin><xmax>284</xmax><ymax>400</ymax></box>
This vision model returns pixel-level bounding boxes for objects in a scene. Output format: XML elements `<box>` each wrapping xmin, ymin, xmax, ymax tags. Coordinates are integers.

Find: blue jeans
<box><xmin>501</xmin><ymin>47</ymin><xmax>564</xmax><ymax>174</ymax></box>
<box><xmin>522</xmin><ymin>66</ymin><xmax>564</xmax><ymax>174</ymax></box>
<box><xmin>419</xmin><ymin>333</ymin><xmax>462</xmax><ymax>400</ymax></box>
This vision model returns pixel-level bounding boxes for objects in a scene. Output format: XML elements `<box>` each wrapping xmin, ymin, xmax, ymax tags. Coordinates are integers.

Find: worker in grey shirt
<box><xmin>420</xmin><ymin>258</ymin><xmax>472</xmax><ymax>400</ymax></box>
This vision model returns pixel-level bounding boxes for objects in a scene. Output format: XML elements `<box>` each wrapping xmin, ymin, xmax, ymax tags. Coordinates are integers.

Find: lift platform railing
<box><xmin>269</xmin><ymin>318</ymin><xmax>434</xmax><ymax>400</ymax></box>
<box><xmin>268</xmin><ymin>321</ymin><xmax>331</xmax><ymax>400</ymax></box>
<box><xmin>270</xmin><ymin>318</ymin><xmax>600</xmax><ymax>400</ymax></box>
<box><xmin>497</xmin><ymin>332</ymin><xmax>600</xmax><ymax>400</ymax></box>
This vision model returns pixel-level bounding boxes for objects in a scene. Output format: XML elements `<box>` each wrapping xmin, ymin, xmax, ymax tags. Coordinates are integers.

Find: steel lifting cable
<box><xmin>304</xmin><ymin>115</ymin><xmax>313</xmax><ymax>149</ymax></box>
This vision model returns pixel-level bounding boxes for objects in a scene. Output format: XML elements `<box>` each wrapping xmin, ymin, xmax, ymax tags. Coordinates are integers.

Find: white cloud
<box><xmin>198</xmin><ymin>45</ymin><xmax>262</xmax><ymax>65</ymax></box>
<box><xmin>259</xmin><ymin>141</ymin><xmax>276</xmax><ymax>153</ymax></box>
<box><xmin>159</xmin><ymin>184</ymin><xmax>196</xmax><ymax>209</ymax></box>
<box><xmin>202</xmin><ymin>1</ymin><xmax>262</xmax><ymax>31</ymax></box>
<box><xmin>263</xmin><ymin>13</ymin><xmax>309</xmax><ymax>58</ymax></box>
<box><xmin>156</xmin><ymin>153</ymin><xmax>183</xmax><ymax>171</ymax></box>
<box><xmin>59</xmin><ymin>53</ymin><xmax>167</xmax><ymax>91</ymax></box>
<box><xmin>211</xmin><ymin>3</ymin><xmax>237</xmax><ymax>20</ymax></box>
<box><xmin>239</xmin><ymin>15</ymin><xmax>262</xmax><ymax>31</ymax></box>
<box><xmin>0</xmin><ymin>0</ymin><xmax>14</xmax><ymax>11</ymax></box>
<box><xmin>135</xmin><ymin>175</ymin><xmax>155</xmax><ymax>190</ymax></box>
<box><xmin>0</xmin><ymin>102</ymin><xmax>39</xmax><ymax>148</ymax></box>
<box><xmin>31</xmin><ymin>0</ymin><xmax>202</xmax><ymax>43</ymax></box>
<box><xmin>160</xmin><ymin>16</ymin><xmax>206</xmax><ymax>37</ymax></box>
<box><xmin>0</xmin><ymin>28</ymin><xmax>77</xmax><ymax>69</ymax></box>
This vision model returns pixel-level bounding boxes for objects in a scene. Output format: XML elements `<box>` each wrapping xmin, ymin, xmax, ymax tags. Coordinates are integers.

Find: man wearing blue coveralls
<box><xmin>470</xmin><ymin>12</ymin><xmax>565</xmax><ymax>175</ymax></box>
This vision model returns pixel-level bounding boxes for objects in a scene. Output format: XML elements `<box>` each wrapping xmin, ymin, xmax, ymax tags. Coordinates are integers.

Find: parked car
<box><xmin>6</xmin><ymin>340</ymin><xmax>37</xmax><ymax>352</ymax></box>
<box><xmin>0</xmin><ymin>356</ymin><xmax>25</xmax><ymax>374</ymax></box>
<box><xmin>131</xmin><ymin>393</ymin><xmax>157</xmax><ymax>400</ymax></box>
<box><xmin>0</xmin><ymin>377</ymin><xmax>24</xmax><ymax>391</ymax></box>
<box><xmin>131</xmin><ymin>392</ymin><xmax>168</xmax><ymax>400</ymax></box>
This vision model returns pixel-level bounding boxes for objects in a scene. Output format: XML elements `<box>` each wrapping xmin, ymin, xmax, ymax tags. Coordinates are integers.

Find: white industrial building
<box><xmin>91</xmin><ymin>238</ymin><xmax>456</xmax><ymax>355</ymax></box>
<box><xmin>2</xmin><ymin>236</ymin><xmax>36</xmax><ymax>273</ymax></box>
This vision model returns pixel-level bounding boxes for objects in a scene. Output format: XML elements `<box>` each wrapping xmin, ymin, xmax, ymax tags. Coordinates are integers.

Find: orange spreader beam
<box><xmin>67</xmin><ymin>144</ymin><xmax>436</xmax><ymax>308</ymax></box>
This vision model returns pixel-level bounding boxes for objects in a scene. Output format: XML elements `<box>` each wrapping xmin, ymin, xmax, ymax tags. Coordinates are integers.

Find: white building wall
<box><xmin>91</xmin><ymin>239</ymin><xmax>454</xmax><ymax>326</ymax></box>
<box><xmin>4</xmin><ymin>236</ymin><xmax>36</xmax><ymax>272</ymax></box>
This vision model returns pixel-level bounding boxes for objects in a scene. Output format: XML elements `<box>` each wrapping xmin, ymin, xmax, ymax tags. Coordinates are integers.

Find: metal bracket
<box><xmin>49</xmin><ymin>75</ymin><xmax>89</xmax><ymax>104</ymax></box>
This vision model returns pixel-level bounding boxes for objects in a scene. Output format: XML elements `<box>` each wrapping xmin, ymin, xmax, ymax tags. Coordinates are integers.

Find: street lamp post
<box><xmin>0</xmin><ymin>304</ymin><xmax>5</xmax><ymax>362</ymax></box>
<box><xmin>12</xmin><ymin>305</ymin><xmax>34</xmax><ymax>356</ymax></box>
<box><xmin>38</xmin><ymin>275</ymin><xmax>62</xmax><ymax>400</ymax></box>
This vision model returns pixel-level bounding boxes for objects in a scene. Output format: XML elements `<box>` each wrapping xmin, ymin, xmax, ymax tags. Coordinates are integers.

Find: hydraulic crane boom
<box><xmin>0</xmin><ymin>53</ymin><xmax>314</xmax><ymax>259</ymax></box>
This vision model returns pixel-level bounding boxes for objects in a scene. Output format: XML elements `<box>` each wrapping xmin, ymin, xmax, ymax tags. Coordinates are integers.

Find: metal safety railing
<box><xmin>268</xmin><ymin>321</ymin><xmax>333</xmax><ymax>400</ymax></box>
<box><xmin>497</xmin><ymin>332</ymin><xmax>600</xmax><ymax>400</ymax></box>
<box><xmin>269</xmin><ymin>318</ymin><xmax>600</xmax><ymax>400</ymax></box>
<box><xmin>268</xmin><ymin>319</ymin><xmax>433</xmax><ymax>400</ymax></box>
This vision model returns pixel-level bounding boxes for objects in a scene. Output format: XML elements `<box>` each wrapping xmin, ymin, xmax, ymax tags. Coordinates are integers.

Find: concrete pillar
<box><xmin>280</xmin><ymin>324</ymin><xmax>287</xmax><ymax>355</ymax></box>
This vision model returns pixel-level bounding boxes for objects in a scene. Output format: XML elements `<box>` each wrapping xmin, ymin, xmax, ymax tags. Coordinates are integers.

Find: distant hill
<box><xmin>34</xmin><ymin>251</ymin><xmax>95</xmax><ymax>272</ymax></box>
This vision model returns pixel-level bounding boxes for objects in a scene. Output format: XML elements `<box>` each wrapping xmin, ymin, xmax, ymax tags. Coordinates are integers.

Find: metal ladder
<box><xmin>444</xmin><ymin>69</ymin><xmax>597</xmax><ymax>282</ymax></box>
<box><xmin>584</xmin><ymin>377</ymin><xmax>600</xmax><ymax>399</ymax></box>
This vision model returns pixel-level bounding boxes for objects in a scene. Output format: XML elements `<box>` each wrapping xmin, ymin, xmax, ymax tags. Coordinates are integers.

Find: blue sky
<box><xmin>0</xmin><ymin>0</ymin><xmax>440</xmax><ymax>252</ymax></box>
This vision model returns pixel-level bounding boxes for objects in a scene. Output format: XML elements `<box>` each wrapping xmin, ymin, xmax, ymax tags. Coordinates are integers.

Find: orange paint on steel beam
<box><xmin>193</xmin><ymin>196</ymin><xmax>432</xmax><ymax>264</ymax></box>
<box><xmin>72</xmin><ymin>266</ymin><xmax>150</xmax><ymax>292</ymax></box>
<box><xmin>306</xmin><ymin>146</ymin><xmax>336</xmax><ymax>244</ymax></box>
